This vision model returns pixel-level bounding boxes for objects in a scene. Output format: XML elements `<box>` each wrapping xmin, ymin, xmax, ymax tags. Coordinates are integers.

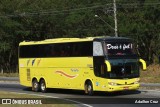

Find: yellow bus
<box><xmin>18</xmin><ymin>36</ymin><xmax>146</xmax><ymax>95</ymax></box>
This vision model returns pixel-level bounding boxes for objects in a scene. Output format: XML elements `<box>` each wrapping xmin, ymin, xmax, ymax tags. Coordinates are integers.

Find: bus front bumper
<box><xmin>106</xmin><ymin>84</ymin><xmax>140</xmax><ymax>92</ymax></box>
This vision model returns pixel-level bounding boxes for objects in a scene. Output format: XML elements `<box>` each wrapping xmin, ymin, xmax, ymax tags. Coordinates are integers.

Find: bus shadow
<box><xmin>23</xmin><ymin>87</ymin><xmax>141</xmax><ymax>97</ymax></box>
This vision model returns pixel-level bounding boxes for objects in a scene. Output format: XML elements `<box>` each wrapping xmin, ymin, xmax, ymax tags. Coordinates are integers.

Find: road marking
<box><xmin>140</xmin><ymin>89</ymin><xmax>160</xmax><ymax>93</ymax></box>
<box><xmin>10</xmin><ymin>91</ymin><xmax>93</xmax><ymax>107</ymax></box>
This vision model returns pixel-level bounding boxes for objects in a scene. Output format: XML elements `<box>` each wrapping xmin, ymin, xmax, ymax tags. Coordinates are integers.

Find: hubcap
<box><xmin>88</xmin><ymin>85</ymin><xmax>92</xmax><ymax>92</ymax></box>
<box><xmin>41</xmin><ymin>83</ymin><xmax>45</xmax><ymax>91</ymax></box>
<box><xmin>34</xmin><ymin>82</ymin><xmax>38</xmax><ymax>89</ymax></box>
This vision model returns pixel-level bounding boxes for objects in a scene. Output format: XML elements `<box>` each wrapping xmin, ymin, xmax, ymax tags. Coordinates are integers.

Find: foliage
<box><xmin>0</xmin><ymin>0</ymin><xmax>159</xmax><ymax>72</ymax></box>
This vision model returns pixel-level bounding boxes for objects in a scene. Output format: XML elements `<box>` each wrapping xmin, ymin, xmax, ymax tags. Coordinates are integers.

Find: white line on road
<box><xmin>10</xmin><ymin>91</ymin><xmax>93</xmax><ymax>107</ymax></box>
<box><xmin>141</xmin><ymin>89</ymin><xmax>160</xmax><ymax>93</ymax></box>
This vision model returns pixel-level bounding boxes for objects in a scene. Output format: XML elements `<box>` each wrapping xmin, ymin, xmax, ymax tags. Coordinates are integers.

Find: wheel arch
<box><xmin>39</xmin><ymin>77</ymin><xmax>47</xmax><ymax>87</ymax></box>
<box><xmin>32</xmin><ymin>77</ymin><xmax>38</xmax><ymax>82</ymax></box>
<box><xmin>84</xmin><ymin>79</ymin><xmax>94</xmax><ymax>90</ymax></box>
<box><xmin>39</xmin><ymin>77</ymin><xmax>45</xmax><ymax>82</ymax></box>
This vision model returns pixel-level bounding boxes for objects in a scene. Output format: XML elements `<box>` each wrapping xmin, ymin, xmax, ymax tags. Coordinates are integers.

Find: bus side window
<box><xmin>49</xmin><ymin>45</ymin><xmax>56</xmax><ymax>57</ymax></box>
<box><xmin>52</xmin><ymin>45</ymin><xmax>60</xmax><ymax>57</ymax></box>
<box><xmin>74</xmin><ymin>47</ymin><xmax>80</xmax><ymax>56</ymax></box>
<box><xmin>72</xmin><ymin>44</ymin><xmax>80</xmax><ymax>56</ymax></box>
<box><xmin>48</xmin><ymin>44</ymin><xmax>56</xmax><ymax>57</ymax></box>
<box><xmin>65</xmin><ymin>44</ymin><xmax>72</xmax><ymax>57</ymax></box>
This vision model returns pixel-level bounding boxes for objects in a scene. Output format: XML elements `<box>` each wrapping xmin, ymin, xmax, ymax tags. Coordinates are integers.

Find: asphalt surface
<box><xmin>0</xmin><ymin>77</ymin><xmax>160</xmax><ymax>107</ymax></box>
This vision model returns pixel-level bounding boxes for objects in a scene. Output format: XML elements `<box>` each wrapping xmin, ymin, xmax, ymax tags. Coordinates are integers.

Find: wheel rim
<box><xmin>34</xmin><ymin>82</ymin><xmax>38</xmax><ymax>89</ymax></box>
<box><xmin>41</xmin><ymin>82</ymin><xmax>45</xmax><ymax>91</ymax></box>
<box><xmin>32</xmin><ymin>80</ymin><xmax>39</xmax><ymax>92</ymax></box>
<box><xmin>88</xmin><ymin>85</ymin><xmax>92</xmax><ymax>92</ymax></box>
<box><xmin>85</xmin><ymin>81</ymin><xmax>93</xmax><ymax>95</ymax></box>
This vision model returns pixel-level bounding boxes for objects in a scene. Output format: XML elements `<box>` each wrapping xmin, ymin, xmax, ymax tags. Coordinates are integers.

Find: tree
<box><xmin>0</xmin><ymin>0</ymin><xmax>159</xmax><ymax>72</ymax></box>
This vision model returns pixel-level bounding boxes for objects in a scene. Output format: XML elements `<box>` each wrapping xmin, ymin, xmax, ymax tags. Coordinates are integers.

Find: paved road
<box><xmin>0</xmin><ymin>81</ymin><xmax>160</xmax><ymax>107</ymax></box>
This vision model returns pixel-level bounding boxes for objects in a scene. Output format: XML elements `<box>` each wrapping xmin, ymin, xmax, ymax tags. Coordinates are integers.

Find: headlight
<box><xmin>108</xmin><ymin>82</ymin><xmax>117</xmax><ymax>86</ymax></box>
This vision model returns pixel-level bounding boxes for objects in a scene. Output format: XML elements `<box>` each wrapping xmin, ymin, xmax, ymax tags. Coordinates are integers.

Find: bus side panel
<box><xmin>19</xmin><ymin>59</ymin><xmax>32</xmax><ymax>87</ymax></box>
<box><xmin>19</xmin><ymin>58</ymin><xmax>43</xmax><ymax>87</ymax></box>
<box><xmin>19</xmin><ymin>57</ymin><xmax>140</xmax><ymax>92</ymax></box>
<box><xmin>19</xmin><ymin>57</ymin><xmax>96</xmax><ymax>90</ymax></box>
<box><xmin>44</xmin><ymin>57</ymin><xmax>94</xmax><ymax>90</ymax></box>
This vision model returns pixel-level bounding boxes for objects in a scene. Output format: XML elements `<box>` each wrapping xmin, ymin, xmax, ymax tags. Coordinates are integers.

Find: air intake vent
<box><xmin>27</xmin><ymin>69</ymin><xmax>31</xmax><ymax>81</ymax></box>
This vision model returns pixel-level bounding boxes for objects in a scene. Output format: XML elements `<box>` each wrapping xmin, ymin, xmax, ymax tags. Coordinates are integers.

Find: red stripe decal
<box><xmin>55</xmin><ymin>71</ymin><xmax>78</xmax><ymax>78</ymax></box>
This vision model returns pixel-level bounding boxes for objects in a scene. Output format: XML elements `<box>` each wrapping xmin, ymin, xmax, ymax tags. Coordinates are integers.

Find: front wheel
<box><xmin>40</xmin><ymin>79</ymin><xmax>47</xmax><ymax>93</ymax></box>
<box><xmin>85</xmin><ymin>81</ymin><xmax>94</xmax><ymax>96</ymax></box>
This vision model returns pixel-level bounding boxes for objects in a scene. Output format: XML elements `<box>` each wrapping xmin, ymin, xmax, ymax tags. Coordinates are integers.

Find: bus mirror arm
<box><xmin>139</xmin><ymin>59</ymin><xmax>146</xmax><ymax>71</ymax></box>
<box><xmin>105</xmin><ymin>60</ymin><xmax>111</xmax><ymax>72</ymax></box>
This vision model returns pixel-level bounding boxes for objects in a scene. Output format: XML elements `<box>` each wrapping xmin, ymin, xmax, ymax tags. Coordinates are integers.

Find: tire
<box><xmin>32</xmin><ymin>79</ymin><xmax>39</xmax><ymax>92</ymax></box>
<box><xmin>85</xmin><ymin>81</ymin><xmax>94</xmax><ymax>96</ymax></box>
<box><xmin>40</xmin><ymin>79</ymin><xmax>47</xmax><ymax>93</ymax></box>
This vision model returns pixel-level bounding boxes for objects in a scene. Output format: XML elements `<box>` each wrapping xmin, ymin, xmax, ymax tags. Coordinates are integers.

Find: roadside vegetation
<box><xmin>140</xmin><ymin>64</ymin><xmax>160</xmax><ymax>83</ymax></box>
<box><xmin>0</xmin><ymin>0</ymin><xmax>159</xmax><ymax>73</ymax></box>
<box><xmin>0</xmin><ymin>73</ymin><xmax>18</xmax><ymax>77</ymax></box>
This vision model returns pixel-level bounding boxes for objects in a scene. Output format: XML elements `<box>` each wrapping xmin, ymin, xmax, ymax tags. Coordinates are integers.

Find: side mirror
<box><xmin>105</xmin><ymin>60</ymin><xmax>111</xmax><ymax>72</ymax></box>
<box><xmin>139</xmin><ymin>59</ymin><xmax>147</xmax><ymax>71</ymax></box>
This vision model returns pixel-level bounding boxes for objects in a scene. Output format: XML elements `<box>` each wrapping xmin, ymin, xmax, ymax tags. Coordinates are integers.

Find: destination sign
<box><xmin>106</xmin><ymin>43</ymin><xmax>133</xmax><ymax>50</ymax></box>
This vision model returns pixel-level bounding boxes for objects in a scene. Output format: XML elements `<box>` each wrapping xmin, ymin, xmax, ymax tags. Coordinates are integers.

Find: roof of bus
<box><xmin>19</xmin><ymin>36</ymin><xmax>132</xmax><ymax>46</ymax></box>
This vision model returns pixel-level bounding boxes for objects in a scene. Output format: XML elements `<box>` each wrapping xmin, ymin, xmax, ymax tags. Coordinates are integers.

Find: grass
<box><xmin>0</xmin><ymin>91</ymin><xmax>76</xmax><ymax>107</ymax></box>
<box><xmin>140</xmin><ymin>64</ymin><xmax>160</xmax><ymax>83</ymax></box>
<box><xmin>0</xmin><ymin>91</ymin><xmax>40</xmax><ymax>98</ymax></box>
<box><xmin>0</xmin><ymin>73</ymin><xmax>19</xmax><ymax>77</ymax></box>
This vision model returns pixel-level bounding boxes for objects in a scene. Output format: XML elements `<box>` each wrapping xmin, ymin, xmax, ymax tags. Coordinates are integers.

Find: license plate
<box><xmin>123</xmin><ymin>86</ymin><xmax>129</xmax><ymax>90</ymax></box>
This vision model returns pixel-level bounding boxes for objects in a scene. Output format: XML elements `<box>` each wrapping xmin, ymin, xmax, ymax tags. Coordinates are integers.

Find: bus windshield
<box><xmin>105</xmin><ymin>42</ymin><xmax>135</xmax><ymax>56</ymax></box>
<box><xmin>108</xmin><ymin>60</ymin><xmax>139</xmax><ymax>79</ymax></box>
<box><xmin>103</xmin><ymin>41</ymin><xmax>139</xmax><ymax>79</ymax></box>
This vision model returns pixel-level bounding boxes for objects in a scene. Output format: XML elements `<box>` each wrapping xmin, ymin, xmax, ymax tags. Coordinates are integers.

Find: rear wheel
<box><xmin>40</xmin><ymin>79</ymin><xmax>47</xmax><ymax>93</ymax></box>
<box><xmin>85</xmin><ymin>81</ymin><xmax>93</xmax><ymax>96</ymax></box>
<box><xmin>32</xmin><ymin>79</ymin><xmax>39</xmax><ymax>92</ymax></box>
